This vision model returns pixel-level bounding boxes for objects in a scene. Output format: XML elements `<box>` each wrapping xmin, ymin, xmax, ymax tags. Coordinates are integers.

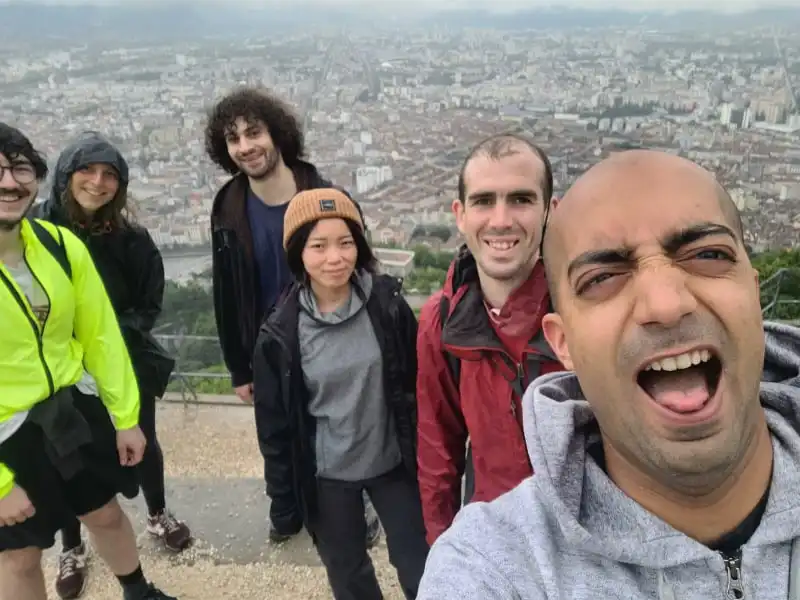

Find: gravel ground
<box><xmin>41</xmin><ymin>400</ymin><xmax>407</xmax><ymax>599</ymax></box>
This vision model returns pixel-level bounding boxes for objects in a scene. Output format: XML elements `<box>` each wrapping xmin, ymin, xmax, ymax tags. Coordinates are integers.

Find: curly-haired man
<box><xmin>204</xmin><ymin>86</ymin><xmax>379</xmax><ymax>546</ymax></box>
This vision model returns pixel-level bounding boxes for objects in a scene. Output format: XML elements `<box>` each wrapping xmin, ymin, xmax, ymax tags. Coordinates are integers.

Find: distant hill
<box><xmin>0</xmin><ymin>2</ymin><xmax>797</xmax><ymax>43</ymax></box>
<box><xmin>424</xmin><ymin>6</ymin><xmax>800</xmax><ymax>31</ymax></box>
<box><xmin>0</xmin><ymin>2</ymin><xmax>366</xmax><ymax>42</ymax></box>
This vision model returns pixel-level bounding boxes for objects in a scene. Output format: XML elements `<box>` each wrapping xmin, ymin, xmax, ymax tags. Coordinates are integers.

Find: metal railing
<box><xmin>156</xmin><ymin>269</ymin><xmax>800</xmax><ymax>406</ymax></box>
<box><xmin>154</xmin><ymin>333</ymin><xmax>233</xmax><ymax>406</ymax></box>
<box><xmin>760</xmin><ymin>268</ymin><xmax>800</xmax><ymax>322</ymax></box>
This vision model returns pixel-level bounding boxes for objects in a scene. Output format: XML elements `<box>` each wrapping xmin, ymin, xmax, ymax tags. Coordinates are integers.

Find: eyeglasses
<box><xmin>0</xmin><ymin>163</ymin><xmax>36</xmax><ymax>184</ymax></box>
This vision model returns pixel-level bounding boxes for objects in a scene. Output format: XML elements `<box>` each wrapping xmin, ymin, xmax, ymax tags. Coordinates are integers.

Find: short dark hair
<box><xmin>285</xmin><ymin>218</ymin><xmax>378</xmax><ymax>281</ymax></box>
<box><xmin>204</xmin><ymin>86</ymin><xmax>305</xmax><ymax>175</ymax></box>
<box><xmin>457</xmin><ymin>133</ymin><xmax>553</xmax><ymax>205</ymax></box>
<box><xmin>0</xmin><ymin>123</ymin><xmax>48</xmax><ymax>181</ymax></box>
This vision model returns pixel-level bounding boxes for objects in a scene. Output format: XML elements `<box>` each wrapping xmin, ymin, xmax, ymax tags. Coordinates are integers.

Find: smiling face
<box><xmin>225</xmin><ymin>117</ymin><xmax>280</xmax><ymax>180</ymax></box>
<box><xmin>301</xmin><ymin>218</ymin><xmax>358</xmax><ymax>291</ymax></box>
<box><xmin>542</xmin><ymin>151</ymin><xmax>765</xmax><ymax>490</ymax></box>
<box><xmin>454</xmin><ymin>145</ymin><xmax>548</xmax><ymax>292</ymax></box>
<box><xmin>0</xmin><ymin>152</ymin><xmax>38</xmax><ymax>230</ymax></box>
<box><xmin>69</xmin><ymin>163</ymin><xmax>120</xmax><ymax>215</ymax></box>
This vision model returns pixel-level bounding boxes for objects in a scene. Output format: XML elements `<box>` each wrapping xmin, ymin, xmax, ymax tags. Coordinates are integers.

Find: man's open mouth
<box><xmin>636</xmin><ymin>349</ymin><xmax>723</xmax><ymax>415</ymax></box>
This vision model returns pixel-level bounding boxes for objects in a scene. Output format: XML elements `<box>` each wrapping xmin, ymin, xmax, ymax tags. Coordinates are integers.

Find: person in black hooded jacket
<box><xmin>253</xmin><ymin>188</ymin><xmax>429</xmax><ymax>600</ymax></box>
<box><xmin>30</xmin><ymin>132</ymin><xmax>192</xmax><ymax>600</ymax></box>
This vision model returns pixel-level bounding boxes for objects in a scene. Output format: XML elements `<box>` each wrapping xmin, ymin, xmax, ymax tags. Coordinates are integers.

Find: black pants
<box><xmin>61</xmin><ymin>394</ymin><xmax>165</xmax><ymax>551</ymax></box>
<box><xmin>310</xmin><ymin>467</ymin><xmax>429</xmax><ymax>600</ymax></box>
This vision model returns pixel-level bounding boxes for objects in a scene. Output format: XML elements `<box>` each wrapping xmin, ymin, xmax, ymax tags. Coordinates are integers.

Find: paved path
<box><xmin>39</xmin><ymin>402</ymin><xmax>407</xmax><ymax>599</ymax></box>
<box><xmin>119</xmin><ymin>476</ymin><xmax>321</xmax><ymax>567</ymax></box>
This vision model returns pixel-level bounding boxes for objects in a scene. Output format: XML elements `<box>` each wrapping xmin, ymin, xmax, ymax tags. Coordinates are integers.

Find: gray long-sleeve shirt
<box><xmin>298</xmin><ymin>270</ymin><xmax>401</xmax><ymax>482</ymax></box>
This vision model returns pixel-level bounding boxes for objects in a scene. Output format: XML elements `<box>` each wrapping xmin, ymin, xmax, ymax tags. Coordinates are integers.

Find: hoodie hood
<box><xmin>521</xmin><ymin>320</ymin><xmax>800</xmax><ymax>571</ymax></box>
<box><xmin>298</xmin><ymin>269</ymin><xmax>373</xmax><ymax>326</ymax></box>
<box><xmin>46</xmin><ymin>131</ymin><xmax>129</xmax><ymax>214</ymax></box>
<box><xmin>442</xmin><ymin>244</ymin><xmax>477</xmax><ymax>300</ymax></box>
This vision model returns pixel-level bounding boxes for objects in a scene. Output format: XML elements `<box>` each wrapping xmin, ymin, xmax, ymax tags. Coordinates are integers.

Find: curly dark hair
<box><xmin>0</xmin><ymin>122</ymin><xmax>48</xmax><ymax>181</ymax></box>
<box><xmin>204</xmin><ymin>86</ymin><xmax>306</xmax><ymax>175</ymax></box>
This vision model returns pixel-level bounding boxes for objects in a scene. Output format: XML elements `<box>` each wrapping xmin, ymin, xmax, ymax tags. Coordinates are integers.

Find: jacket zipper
<box><xmin>722</xmin><ymin>551</ymin><xmax>745</xmax><ymax>599</ymax></box>
<box><xmin>453</xmin><ymin>348</ymin><xmax>540</xmax><ymax>432</ymax></box>
<box><xmin>0</xmin><ymin>257</ymin><xmax>55</xmax><ymax>398</ymax></box>
<box><xmin>511</xmin><ymin>362</ymin><xmax>525</xmax><ymax>423</ymax></box>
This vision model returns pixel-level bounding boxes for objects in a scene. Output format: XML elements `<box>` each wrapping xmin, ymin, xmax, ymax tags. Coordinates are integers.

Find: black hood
<box><xmin>47</xmin><ymin>131</ymin><xmax>129</xmax><ymax>212</ymax></box>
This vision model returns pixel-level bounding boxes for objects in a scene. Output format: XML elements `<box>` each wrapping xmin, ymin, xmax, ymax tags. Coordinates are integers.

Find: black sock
<box><xmin>61</xmin><ymin>523</ymin><xmax>83</xmax><ymax>553</ymax></box>
<box><xmin>117</xmin><ymin>565</ymin><xmax>149</xmax><ymax>597</ymax></box>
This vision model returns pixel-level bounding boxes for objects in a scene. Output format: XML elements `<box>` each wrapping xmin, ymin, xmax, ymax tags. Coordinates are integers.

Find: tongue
<box><xmin>642</xmin><ymin>367</ymin><xmax>710</xmax><ymax>413</ymax></box>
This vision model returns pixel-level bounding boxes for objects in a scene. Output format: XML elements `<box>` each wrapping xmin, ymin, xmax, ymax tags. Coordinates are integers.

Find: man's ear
<box><xmin>452</xmin><ymin>198</ymin><xmax>465</xmax><ymax>234</ymax></box>
<box><xmin>550</xmin><ymin>197</ymin><xmax>559</xmax><ymax>211</ymax></box>
<box><xmin>542</xmin><ymin>312</ymin><xmax>574</xmax><ymax>370</ymax></box>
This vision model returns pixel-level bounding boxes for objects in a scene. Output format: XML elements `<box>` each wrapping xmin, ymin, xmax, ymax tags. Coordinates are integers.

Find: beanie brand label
<box><xmin>319</xmin><ymin>199</ymin><xmax>336</xmax><ymax>211</ymax></box>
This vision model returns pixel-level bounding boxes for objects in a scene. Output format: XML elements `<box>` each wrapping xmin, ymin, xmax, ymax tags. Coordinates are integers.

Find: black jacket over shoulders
<box><xmin>252</xmin><ymin>273</ymin><xmax>418</xmax><ymax>536</ymax></box>
<box><xmin>210</xmin><ymin>161</ymin><xmax>366</xmax><ymax>388</ymax></box>
<box><xmin>30</xmin><ymin>133</ymin><xmax>174</xmax><ymax>398</ymax></box>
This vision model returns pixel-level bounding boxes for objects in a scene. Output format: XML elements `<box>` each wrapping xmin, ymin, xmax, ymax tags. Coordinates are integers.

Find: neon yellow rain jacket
<box><xmin>0</xmin><ymin>219</ymin><xmax>139</xmax><ymax>498</ymax></box>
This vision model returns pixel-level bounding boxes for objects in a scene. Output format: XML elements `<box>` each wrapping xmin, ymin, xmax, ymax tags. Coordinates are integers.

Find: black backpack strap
<box><xmin>29</xmin><ymin>220</ymin><xmax>72</xmax><ymax>280</ymax></box>
<box><xmin>439</xmin><ymin>296</ymin><xmax>460</xmax><ymax>386</ymax></box>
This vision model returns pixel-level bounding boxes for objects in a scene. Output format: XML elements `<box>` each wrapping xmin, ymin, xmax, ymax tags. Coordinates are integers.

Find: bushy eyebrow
<box><xmin>566</xmin><ymin>222</ymin><xmax>737</xmax><ymax>280</ymax></box>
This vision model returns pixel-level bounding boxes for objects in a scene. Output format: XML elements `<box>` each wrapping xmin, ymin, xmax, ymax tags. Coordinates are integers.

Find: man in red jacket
<box><xmin>416</xmin><ymin>133</ymin><xmax>564</xmax><ymax>545</ymax></box>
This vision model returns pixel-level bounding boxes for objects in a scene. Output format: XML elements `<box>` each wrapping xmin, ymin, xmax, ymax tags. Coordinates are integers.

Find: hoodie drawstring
<box><xmin>790</xmin><ymin>537</ymin><xmax>800</xmax><ymax>600</ymax></box>
<box><xmin>657</xmin><ymin>571</ymin><xmax>676</xmax><ymax>600</ymax></box>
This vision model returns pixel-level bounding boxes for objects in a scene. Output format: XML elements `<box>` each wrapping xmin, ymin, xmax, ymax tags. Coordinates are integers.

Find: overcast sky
<box><xmin>12</xmin><ymin>0</ymin><xmax>800</xmax><ymax>10</ymax></box>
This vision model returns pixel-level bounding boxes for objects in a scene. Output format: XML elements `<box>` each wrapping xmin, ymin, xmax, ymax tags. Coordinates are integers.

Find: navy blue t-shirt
<box><xmin>246</xmin><ymin>187</ymin><xmax>293</xmax><ymax>315</ymax></box>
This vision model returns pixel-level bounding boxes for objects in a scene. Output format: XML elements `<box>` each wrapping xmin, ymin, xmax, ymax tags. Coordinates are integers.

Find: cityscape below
<box><xmin>2</xmin><ymin>3</ymin><xmax>799</xmax><ymax>286</ymax></box>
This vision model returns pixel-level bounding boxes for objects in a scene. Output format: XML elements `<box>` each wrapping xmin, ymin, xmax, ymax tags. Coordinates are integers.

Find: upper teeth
<box><xmin>645</xmin><ymin>350</ymin><xmax>712</xmax><ymax>372</ymax></box>
<box><xmin>0</xmin><ymin>195</ymin><xmax>19</xmax><ymax>202</ymax></box>
<box><xmin>488</xmin><ymin>241</ymin><xmax>515</xmax><ymax>250</ymax></box>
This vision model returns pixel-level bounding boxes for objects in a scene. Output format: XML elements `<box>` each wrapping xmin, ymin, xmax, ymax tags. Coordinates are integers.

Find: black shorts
<box><xmin>0</xmin><ymin>387</ymin><xmax>139</xmax><ymax>552</ymax></box>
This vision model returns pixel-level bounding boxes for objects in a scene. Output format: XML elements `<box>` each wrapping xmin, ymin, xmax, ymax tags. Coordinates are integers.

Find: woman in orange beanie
<box><xmin>253</xmin><ymin>188</ymin><xmax>428</xmax><ymax>600</ymax></box>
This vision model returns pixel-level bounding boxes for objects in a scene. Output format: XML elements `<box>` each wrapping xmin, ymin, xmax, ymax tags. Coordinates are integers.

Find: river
<box><xmin>162</xmin><ymin>254</ymin><xmax>212</xmax><ymax>283</ymax></box>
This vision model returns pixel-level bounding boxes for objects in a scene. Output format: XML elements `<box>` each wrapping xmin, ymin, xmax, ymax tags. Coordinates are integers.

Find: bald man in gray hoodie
<box><xmin>418</xmin><ymin>150</ymin><xmax>800</xmax><ymax>599</ymax></box>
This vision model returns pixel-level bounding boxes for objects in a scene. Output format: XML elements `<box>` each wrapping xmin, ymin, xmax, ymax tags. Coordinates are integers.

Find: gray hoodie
<box><xmin>298</xmin><ymin>270</ymin><xmax>402</xmax><ymax>482</ymax></box>
<box><xmin>418</xmin><ymin>321</ymin><xmax>800</xmax><ymax>599</ymax></box>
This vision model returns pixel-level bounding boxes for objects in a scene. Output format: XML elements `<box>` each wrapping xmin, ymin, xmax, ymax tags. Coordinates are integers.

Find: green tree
<box><xmin>412</xmin><ymin>245</ymin><xmax>452</xmax><ymax>271</ymax></box>
<box><xmin>159</xmin><ymin>280</ymin><xmax>227</xmax><ymax>393</ymax></box>
<box><xmin>751</xmin><ymin>248</ymin><xmax>800</xmax><ymax>321</ymax></box>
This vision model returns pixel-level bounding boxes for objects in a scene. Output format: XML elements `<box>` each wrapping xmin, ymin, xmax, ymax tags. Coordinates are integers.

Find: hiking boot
<box><xmin>146</xmin><ymin>511</ymin><xmax>192</xmax><ymax>552</ymax></box>
<box><xmin>55</xmin><ymin>543</ymin><xmax>88</xmax><ymax>600</ymax></box>
<box><xmin>124</xmin><ymin>583</ymin><xmax>178</xmax><ymax>600</ymax></box>
<box><xmin>269</xmin><ymin>527</ymin><xmax>294</xmax><ymax>544</ymax></box>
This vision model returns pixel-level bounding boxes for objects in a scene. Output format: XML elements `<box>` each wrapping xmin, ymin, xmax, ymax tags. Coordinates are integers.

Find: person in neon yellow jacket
<box><xmin>0</xmin><ymin>123</ymin><xmax>177</xmax><ymax>600</ymax></box>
